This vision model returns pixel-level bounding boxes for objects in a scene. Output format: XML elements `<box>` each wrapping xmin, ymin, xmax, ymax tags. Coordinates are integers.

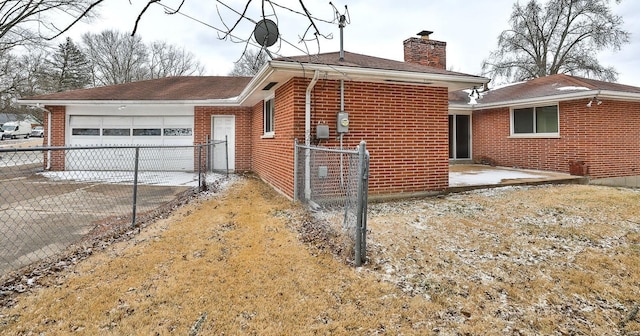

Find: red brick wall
<box><xmin>472</xmin><ymin>99</ymin><xmax>640</xmax><ymax>179</ymax></box>
<box><xmin>251</xmin><ymin>79</ymin><xmax>298</xmax><ymax>197</ymax></box>
<box><xmin>194</xmin><ymin>106</ymin><xmax>252</xmax><ymax>171</ymax></box>
<box><xmin>44</xmin><ymin>105</ymin><xmax>66</xmax><ymax>170</ymax></box>
<box><xmin>250</xmin><ymin>77</ymin><xmax>450</xmax><ymax>198</ymax></box>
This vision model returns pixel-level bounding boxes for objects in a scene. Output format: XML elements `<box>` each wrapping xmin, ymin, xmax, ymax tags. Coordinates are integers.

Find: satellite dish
<box><xmin>253</xmin><ymin>19</ymin><xmax>279</xmax><ymax>47</ymax></box>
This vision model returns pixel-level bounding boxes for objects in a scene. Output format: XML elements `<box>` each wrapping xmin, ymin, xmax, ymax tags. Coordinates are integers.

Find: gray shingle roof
<box><xmin>276</xmin><ymin>51</ymin><xmax>485</xmax><ymax>79</ymax></box>
<box><xmin>472</xmin><ymin>74</ymin><xmax>640</xmax><ymax>106</ymax></box>
<box><xmin>23</xmin><ymin>76</ymin><xmax>252</xmax><ymax>101</ymax></box>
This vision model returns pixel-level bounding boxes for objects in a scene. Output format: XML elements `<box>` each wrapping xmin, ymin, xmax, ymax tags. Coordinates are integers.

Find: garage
<box><xmin>66</xmin><ymin>115</ymin><xmax>194</xmax><ymax>171</ymax></box>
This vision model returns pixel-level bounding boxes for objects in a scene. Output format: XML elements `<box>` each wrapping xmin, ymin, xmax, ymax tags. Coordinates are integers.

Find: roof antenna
<box><xmin>331</xmin><ymin>2</ymin><xmax>350</xmax><ymax>61</ymax></box>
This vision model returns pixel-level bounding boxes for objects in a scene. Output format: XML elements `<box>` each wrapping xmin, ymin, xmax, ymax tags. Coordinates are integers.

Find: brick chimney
<box><xmin>403</xmin><ymin>30</ymin><xmax>447</xmax><ymax>69</ymax></box>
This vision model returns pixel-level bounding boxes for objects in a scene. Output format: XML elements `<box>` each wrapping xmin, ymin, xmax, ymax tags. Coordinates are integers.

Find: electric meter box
<box><xmin>336</xmin><ymin>112</ymin><xmax>349</xmax><ymax>133</ymax></box>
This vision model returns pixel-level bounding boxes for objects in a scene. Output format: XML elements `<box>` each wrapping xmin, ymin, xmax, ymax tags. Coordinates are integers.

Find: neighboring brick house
<box><xmin>19</xmin><ymin>32</ymin><xmax>489</xmax><ymax>199</ymax></box>
<box><xmin>450</xmin><ymin>74</ymin><xmax>640</xmax><ymax>181</ymax></box>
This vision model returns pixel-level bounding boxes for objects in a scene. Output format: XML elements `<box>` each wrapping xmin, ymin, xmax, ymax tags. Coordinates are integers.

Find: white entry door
<box><xmin>211</xmin><ymin>116</ymin><xmax>235</xmax><ymax>171</ymax></box>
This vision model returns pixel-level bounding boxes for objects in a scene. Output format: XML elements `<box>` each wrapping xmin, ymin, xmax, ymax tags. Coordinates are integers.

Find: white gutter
<box><xmin>17</xmin><ymin>99</ymin><xmax>243</xmax><ymax>107</ymax></box>
<box><xmin>269</xmin><ymin>60</ymin><xmax>489</xmax><ymax>86</ymax></box>
<box><xmin>597</xmin><ymin>90</ymin><xmax>640</xmax><ymax>101</ymax></box>
<box><xmin>304</xmin><ymin>71</ymin><xmax>320</xmax><ymax>200</ymax></box>
<box><xmin>473</xmin><ymin>90</ymin><xmax>602</xmax><ymax>109</ymax></box>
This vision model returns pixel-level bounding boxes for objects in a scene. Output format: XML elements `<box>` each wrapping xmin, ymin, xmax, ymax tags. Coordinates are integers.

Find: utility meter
<box><xmin>336</xmin><ymin>112</ymin><xmax>349</xmax><ymax>133</ymax></box>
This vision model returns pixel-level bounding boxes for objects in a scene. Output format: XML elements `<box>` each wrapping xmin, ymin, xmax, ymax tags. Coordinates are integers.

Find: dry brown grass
<box><xmin>0</xmin><ymin>177</ymin><xmax>446</xmax><ymax>335</ymax></box>
<box><xmin>1</xmin><ymin>178</ymin><xmax>639</xmax><ymax>335</ymax></box>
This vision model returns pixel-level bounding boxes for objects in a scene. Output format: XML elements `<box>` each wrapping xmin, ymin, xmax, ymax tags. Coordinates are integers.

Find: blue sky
<box><xmin>63</xmin><ymin>0</ymin><xmax>640</xmax><ymax>87</ymax></box>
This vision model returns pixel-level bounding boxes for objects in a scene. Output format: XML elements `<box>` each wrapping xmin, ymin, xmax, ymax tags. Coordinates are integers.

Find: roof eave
<box><xmin>17</xmin><ymin>99</ymin><xmax>243</xmax><ymax>107</ymax></box>
<box><xmin>268</xmin><ymin>60</ymin><xmax>489</xmax><ymax>91</ymax></box>
<box><xmin>598</xmin><ymin>90</ymin><xmax>640</xmax><ymax>101</ymax></box>
<box><xmin>473</xmin><ymin>91</ymin><xmax>599</xmax><ymax>109</ymax></box>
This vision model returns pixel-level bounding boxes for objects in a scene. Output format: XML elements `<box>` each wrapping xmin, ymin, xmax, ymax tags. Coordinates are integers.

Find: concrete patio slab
<box><xmin>449</xmin><ymin>164</ymin><xmax>586</xmax><ymax>191</ymax></box>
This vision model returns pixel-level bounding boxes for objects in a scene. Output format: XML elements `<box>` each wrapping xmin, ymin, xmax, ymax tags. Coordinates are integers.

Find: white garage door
<box><xmin>67</xmin><ymin>116</ymin><xmax>193</xmax><ymax>171</ymax></box>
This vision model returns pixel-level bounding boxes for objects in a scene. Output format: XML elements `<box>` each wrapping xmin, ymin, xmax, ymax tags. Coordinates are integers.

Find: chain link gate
<box><xmin>294</xmin><ymin>140</ymin><xmax>369</xmax><ymax>266</ymax></box>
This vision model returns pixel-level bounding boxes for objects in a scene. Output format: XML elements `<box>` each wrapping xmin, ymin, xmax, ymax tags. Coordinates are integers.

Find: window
<box><xmin>102</xmin><ymin>128</ymin><xmax>131</xmax><ymax>136</ymax></box>
<box><xmin>72</xmin><ymin>128</ymin><xmax>100</xmax><ymax>136</ymax></box>
<box><xmin>512</xmin><ymin>105</ymin><xmax>558</xmax><ymax>136</ymax></box>
<box><xmin>163</xmin><ymin>128</ymin><xmax>192</xmax><ymax>136</ymax></box>
<box><xmin>133</xmin><ymin>128</ymin><xmax>161</xmax><ymax>136</ymax></box>
<box><xmin>263</xmin><ymin>98</ymin><xmax>275</xmax><ymax>136</ymax></box>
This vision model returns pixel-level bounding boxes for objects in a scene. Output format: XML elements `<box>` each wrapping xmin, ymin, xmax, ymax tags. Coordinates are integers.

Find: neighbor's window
<box><xmin>263</xmin><ymin>97</ymin><xmax>275</xmax><ymax>136</ymax></box>
<box><xmin>512</xmin><ymin>105</ymin><xmax>559</xmax><ymax>136</ymax></box>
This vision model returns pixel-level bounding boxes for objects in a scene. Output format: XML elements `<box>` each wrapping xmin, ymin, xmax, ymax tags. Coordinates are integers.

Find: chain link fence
<box><xmin>294</xmin><ymin>140</ymin><xmax>369</xmax><ymax>266</ymax></box>
<box><xmin>0</xmin><ymin>140</ymin><xmax>227</xmax><ymax>280</ymax></box>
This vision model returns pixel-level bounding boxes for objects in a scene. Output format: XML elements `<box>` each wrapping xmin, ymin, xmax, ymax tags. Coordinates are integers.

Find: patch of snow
<box><xmin>449</xmin><ymin>170</ymin><xmax>545</xmax><ymax>187</ymax></box>
<box><xmin>39</xmin><ymin>170</ymin><xmax>228</xmax><ymax>187</ymax></box>
<box><xmin>556</xmin><ymin>86</ymin><xmax>591</xmax><ymax>91</ymax></box>
<box><xmin>488</xmin><ymin>80</ymin><xmax>527</xmax><ymax>90</ymax></box>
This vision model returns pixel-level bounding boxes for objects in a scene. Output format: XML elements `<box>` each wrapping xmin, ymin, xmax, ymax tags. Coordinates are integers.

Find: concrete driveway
<box><xmin>0</xmin><ymin>170</ymin><xmax>195</xmax><ymax>276</ymax></box>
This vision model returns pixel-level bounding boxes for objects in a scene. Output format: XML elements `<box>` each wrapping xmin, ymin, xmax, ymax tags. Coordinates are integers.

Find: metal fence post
<box><xmin>293</xmin><ymin>139</ymin><xmax>298</xmax><ymax>202</ymax></box>
<box><xmin>354</xmin><ymin>141</ymin><xmax>368</xmax><ymax>266</ymax></box>
<box><xmin>361</xmin><ymin>150</ymin><xmax>369</xmax><ymax>261</ymax></box>
<box><xmin>205</xmin><ymin>134</ymin><xmax>210</xmax><ymax>172</ymax></box>
<box><xmin>131</xmin><ymin>147</ymin><xmax>140</xmax><ymax>227</ymax></box>
<box><xmin>198</xmin><ymin>144</ymin><xmax>203</xmax><ymax>191</ymax></box>
<box><xmin>225</xmin><ymin>135</ymin><xmax>229</xmax><ymax>177</ymax></box>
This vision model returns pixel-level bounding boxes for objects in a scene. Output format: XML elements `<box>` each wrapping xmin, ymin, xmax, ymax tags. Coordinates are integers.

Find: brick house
<box><xmin>19</xmin><ymin>32</ymin><xmax>489</xmax><ymax>199</ymax></box>
<box><xmin>450</xmin><ymin>74</ymin><xmax>640</xmax><ymax>181</ymax></box>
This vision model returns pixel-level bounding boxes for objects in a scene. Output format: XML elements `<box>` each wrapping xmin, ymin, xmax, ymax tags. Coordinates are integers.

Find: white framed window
<box><xmin>511</xmin><ymin>105</ymin><xmax>559</xmax><ymax>137</ymax></box>
<box><xmin>263</xmin><ymin>97</ymin><xmax>275</xmax><ymax>137</ymax></box>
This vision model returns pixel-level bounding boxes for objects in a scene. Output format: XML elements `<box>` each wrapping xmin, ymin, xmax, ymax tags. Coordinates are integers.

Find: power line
<box><xmin>152</xmin><ymin>1</ymin><xmax>349</xmax><ymax>79</ymax></box>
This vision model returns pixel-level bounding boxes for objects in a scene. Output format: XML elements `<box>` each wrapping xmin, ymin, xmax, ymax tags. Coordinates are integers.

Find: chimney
<box><xmin>403</xmin><ymin>30</ymin><xmax>447</xmax><ymax>69</ymax></box>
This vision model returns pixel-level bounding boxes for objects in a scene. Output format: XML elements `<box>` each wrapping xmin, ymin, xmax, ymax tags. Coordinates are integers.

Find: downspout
<box><xmin>32</xmin><ymin>104</ymin><xmax>52</xmax><ymax>170</ymax></box>
<box><xmin>47</xmin><ymin>108</ymin><xmax>51</xmax><ymax>170</ymax></box>
<box><xmin>305</xmin><ymin>70</ymin><xmax>320</xmax><ymax>200</ymax></box>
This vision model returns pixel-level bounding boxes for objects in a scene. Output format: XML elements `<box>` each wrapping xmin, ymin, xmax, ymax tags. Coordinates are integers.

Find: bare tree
<box><xmin>0</xmin><ymin>49</ymin><xmax>48</xmax><ymax>119</ymax></box>
<box><xmin>148</xmin><ymin>41</ymin><xmax>206</xmax><ymax>78</ymax></box>
<box><xmin>0</xmin><ymin>0</ymin><xmax>103</xmax><ymax>53</ymax></box>
<box><xmin>482</xmin><ymin>0</ymin><xmax>629</xmax><ymax>84</ymax></box>
<box><xmin>82</xmin><ymin>30</ymin><xmax>150</xmax><ymax>86</ymax></box>
<box><xmin>229</xmin><ymin>48</ymin><xmax>269</xmax><ymax>76</ymax></box>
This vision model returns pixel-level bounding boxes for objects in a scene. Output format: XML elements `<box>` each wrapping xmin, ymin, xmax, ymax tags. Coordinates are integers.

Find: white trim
<box><xmin>268</xmin><ymin>60</ymin><xmax>490</xmax><ymax>86</ymax></box>
<box><xmin>263</xmin><ymin>96</ymin><xmax>275</xmax><ymax>136</ymax></box>
<box><xmin>508</xmin><ymin>134</ymin><xmax>561</xmax><ymax>139</ymax></box>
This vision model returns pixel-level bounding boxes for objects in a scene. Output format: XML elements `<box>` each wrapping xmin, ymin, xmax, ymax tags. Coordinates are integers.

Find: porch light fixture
<box><xmin>586</xmin><ymin>97</ymin><xmax>602</xmax><ymax>107</ymax></box>
<box><xmin>468</xmin><ymin>87</ymin><xmax>481</xmax><ymax>105</ymax></box>
<box><xmin>118</xmin><ymin>105</ymin><xmax>127</xmax><ymax>110</ymax></box>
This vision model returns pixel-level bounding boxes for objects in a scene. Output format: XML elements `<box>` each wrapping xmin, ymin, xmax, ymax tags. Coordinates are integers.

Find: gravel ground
<box><xmin>364</xmin><ymin>184</ymin><xmax>640</xmax><ymax>335</ymax></box>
